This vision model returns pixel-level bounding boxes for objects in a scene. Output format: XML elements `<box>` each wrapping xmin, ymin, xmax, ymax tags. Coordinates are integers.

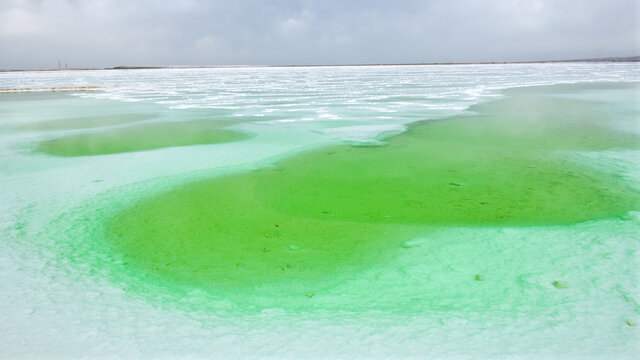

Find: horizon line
<box><xmin>1</xmin><ymin>55</ymin><xmax>639</xmax><ymax>72</ymax></box>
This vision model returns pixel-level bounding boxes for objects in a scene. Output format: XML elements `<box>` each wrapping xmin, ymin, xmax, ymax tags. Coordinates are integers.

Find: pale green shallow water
<box><xmin>1</xmin><ymin>65</ymin><xmax>639</xmax><ymax>359</ymax></box>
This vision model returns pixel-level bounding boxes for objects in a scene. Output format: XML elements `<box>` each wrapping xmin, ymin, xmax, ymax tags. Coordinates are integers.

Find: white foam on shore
<box><xmin>2</xmin><ymin>63</ymin><xmax>638</xmax><ymax>144</ymax></box>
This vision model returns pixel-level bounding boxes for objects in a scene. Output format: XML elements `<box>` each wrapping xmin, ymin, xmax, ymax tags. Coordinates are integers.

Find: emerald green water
<box><xmin>107</xmin><ymin>83</ymin><xmax>640</xmax><ymax>295</ymax></box>
<box><xmin>2</xmin><ymin>68</ymin><xmax>639</xmax><ymax>358</ymax></box>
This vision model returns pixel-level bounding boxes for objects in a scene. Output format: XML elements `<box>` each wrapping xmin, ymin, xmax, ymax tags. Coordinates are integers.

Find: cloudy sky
<box><xmin>0</xmin><ymin>0</ymin><xmax>638</xmax><ymax>69</ymax></box>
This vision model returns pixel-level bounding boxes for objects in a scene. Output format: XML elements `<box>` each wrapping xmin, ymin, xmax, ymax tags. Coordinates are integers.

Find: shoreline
<box><xmin>1</xmin><ymin>56</ymin><xmax>638</xmax><ymax>72</ymax></box>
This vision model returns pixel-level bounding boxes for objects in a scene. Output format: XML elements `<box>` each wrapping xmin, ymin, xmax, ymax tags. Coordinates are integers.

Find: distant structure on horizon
<box><xmin>1</xmin><ymin>55</ymin><xmax>639</xmax><ymax>72</ymax></box>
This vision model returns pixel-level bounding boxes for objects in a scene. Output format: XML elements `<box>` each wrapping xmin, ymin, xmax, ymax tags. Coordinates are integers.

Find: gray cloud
<box><xmin>0</xmin><ymin>0</ymin><xmax>637</xmax><ymax>69</ymax></box>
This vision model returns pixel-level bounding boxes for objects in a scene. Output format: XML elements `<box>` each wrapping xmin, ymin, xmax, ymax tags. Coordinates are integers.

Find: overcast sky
<box><xmin>0</xmin><ymin>0</ymin><xmax>638</xmax><ymax>69</ymax></box>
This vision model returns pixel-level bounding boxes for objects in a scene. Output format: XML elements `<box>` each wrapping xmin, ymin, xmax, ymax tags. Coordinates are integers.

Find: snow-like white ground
<box><xmin>1</xmin><ymin>64</ymin><xmax>639</xmax><ymax>359</ymax></box>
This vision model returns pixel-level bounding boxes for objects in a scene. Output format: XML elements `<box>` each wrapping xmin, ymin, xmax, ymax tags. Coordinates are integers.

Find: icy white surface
<box><xmin>1</xmin><ymin>63</ymin><xmax>639</xmax><ymax>142</ymax></box>
<box><xmin>1</xmin><ymin>64</ymin><xmax>639</xmax><ymax>359</ymax></box>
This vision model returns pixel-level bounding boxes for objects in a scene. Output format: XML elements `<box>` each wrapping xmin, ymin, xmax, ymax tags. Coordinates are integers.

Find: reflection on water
<box><xmin>36</xmin><ymin>119</ymin><xmax>251</xmax><ymax>156</ymax></box>
<box><xmin>22</xmin><ymin>113</ymin><xmax>156</xmax><ymax>131</ymax></box>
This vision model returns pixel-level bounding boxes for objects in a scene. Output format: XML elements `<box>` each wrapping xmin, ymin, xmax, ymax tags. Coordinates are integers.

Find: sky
<box><xmin>0</xmin><ymin>0</ymin><xmax>638</xmax><ymax>69</ymax></box>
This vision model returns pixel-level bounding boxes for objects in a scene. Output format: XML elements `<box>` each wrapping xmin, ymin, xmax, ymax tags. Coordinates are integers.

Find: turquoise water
<box><xmin>1</xmin><ymin>64</ymin><xmax>639</xmax><ymax>359</ymax></box>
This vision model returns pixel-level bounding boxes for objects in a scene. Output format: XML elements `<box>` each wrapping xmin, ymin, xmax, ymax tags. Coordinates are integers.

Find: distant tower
<box><xmin>58</xmin><ymin>60</ymin><xmax>61</xmax><ymax>69</ymax></box>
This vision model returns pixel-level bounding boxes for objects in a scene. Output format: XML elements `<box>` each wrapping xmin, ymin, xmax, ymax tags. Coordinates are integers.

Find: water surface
<box><xmin>1</xmin><ymin>64</ymin><xmax>638</xmax><ymax>359</ymax></box>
